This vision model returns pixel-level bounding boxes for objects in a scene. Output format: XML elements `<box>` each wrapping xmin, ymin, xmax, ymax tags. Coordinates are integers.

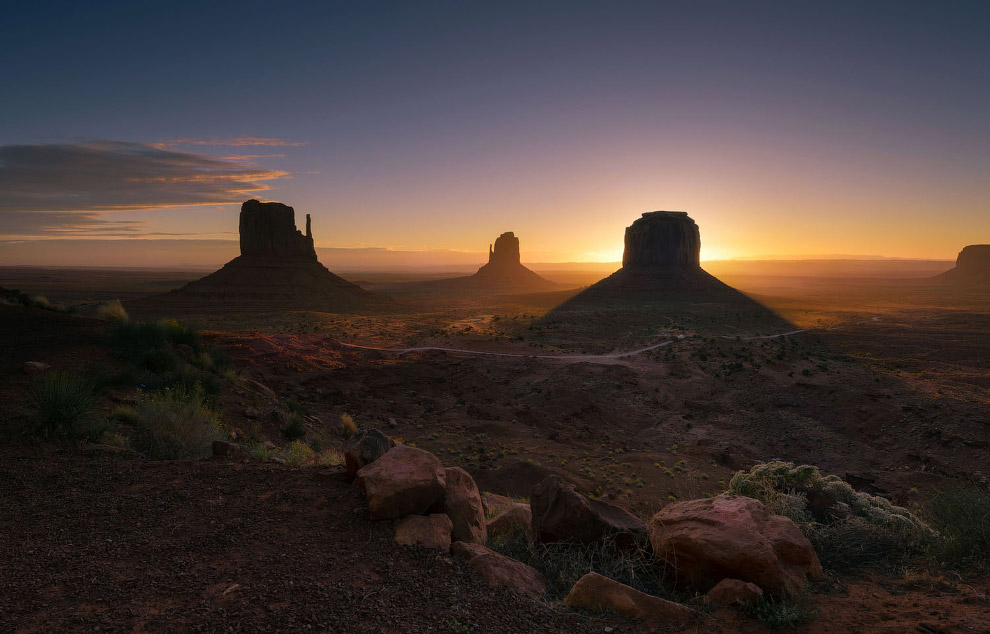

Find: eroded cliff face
<box><xmin>937</xmin><ymin>244</ymin><xmax>990</xmax><ymax>285</ymax></box>
<box><xmin>622</xmin><ymin>211</ymin><xmax>700</xmax><ymax>269</ymax></box>
<box><xmin>239</xmin><ymin>199</ymin><xmax>316</xmax><ymax>260</ymax></box>
<box><xmin>488</xmin><ymin>232</ymin><xmax>522</xmax><ymax>269</ymax></box>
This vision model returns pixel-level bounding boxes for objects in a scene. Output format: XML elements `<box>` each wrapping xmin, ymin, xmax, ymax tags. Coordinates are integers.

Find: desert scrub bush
<box><xmin>728</xmin><ymin>462</ymin><xmax>934</xmax><ymax>571</ymax></box>
<box><xmin>96</xmin><ymin>299</ymin><xmax>129</xmax><ymax>323</ymax></box>
<box><xmin>109</xmin><ymin>318</ymin><xmax>201</xmax><ymax>373</ymax></box>
<box><xmin>31</xmin><ymin>295</ymin><xmax>51</xmax><ymax>309</ymax></box>
<box><xmin>340</xmin><ymin>412</ymin><xmax>357</xmax><ymax>439</ymax></box>
<box><xmin>130</xmin><ymin>386</ymin><xmax>223</xmax><ymax>459</ymax></box>
<box><xmin>739</xmin><ymin>594</ymin><xmax>816</xmax><ymax>629</ymax></box>
<box><xmin>487</xmin><ymin>526</ymin><xmax>674</xmax><ymax>602</ymax></box>
<box><xmin>282</xmin><ymin>440</ymin><xmax>315</xmax><ymax>465</ymax></box>
<box><xmin>27</xmin><ymin>371</ymin><xmax>107</xmax><ymax>441</ymax></box>
<box><xmin>925</xmin><ymin>485</ymin><xmax>990</xmax><ymax>570</ymax></box>
<box><xmin>281</xmin><ymin>413</ymin><xmax>306</xmax><ymax>441</ymax></box>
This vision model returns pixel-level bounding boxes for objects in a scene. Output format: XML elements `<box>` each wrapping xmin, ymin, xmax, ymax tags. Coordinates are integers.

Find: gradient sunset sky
<box><xmin>2</xmin><ymin>1</ymin><xmax>988</xmax><ymax>267</ymax></box>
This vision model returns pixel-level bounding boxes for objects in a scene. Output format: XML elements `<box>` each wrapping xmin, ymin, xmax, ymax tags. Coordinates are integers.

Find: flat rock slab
<box><xmin>451</xmin><ymin>541</ymin><xmax>545</xmax><ymax>599</ymax></box>
<box><xmin>563</xmin><ymin>572</ymin><xmax>700</xmax><ymax>625</ymax></box>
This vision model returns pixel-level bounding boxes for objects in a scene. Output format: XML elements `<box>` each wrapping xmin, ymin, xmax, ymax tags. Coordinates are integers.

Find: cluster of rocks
<box><xmin>344</xmin><ymin>428</ymin><xmax>822</xmax><ymax>623</ymax></box>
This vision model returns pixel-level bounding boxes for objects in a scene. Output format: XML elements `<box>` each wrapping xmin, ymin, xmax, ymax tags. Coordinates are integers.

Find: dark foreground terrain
<box><xmin>1</xmin><ymin>269</ymin><xmax>988</xmax><ymax>633</ymax></box>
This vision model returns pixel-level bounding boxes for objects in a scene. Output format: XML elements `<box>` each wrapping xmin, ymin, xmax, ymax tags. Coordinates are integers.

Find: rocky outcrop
<box><xmin>129</xmin><ymin>199</ymin><xmax>389</xmax><ymax>314</ymax></box>
<box><xmin>355</xmin><ymin>446</ymin><xmax>446</xmax><ymax>520</ymax></box>
<box><xmin>622</xmin><ymin>211</ymin><xmax>701</xmax><ymax>269</ymax></box>
<box><xmin>393</xmin><ymin>514</ymin><xmax>453</xmax><ymax>551</ymax></box>
<box><xmin>647</xmin><ymin>495</ymin><xmax>822</xmax><ymax>596</ymax></box>
<box><xmin>487</xmin><ymin>232</ymin><xmax>522</xmax><ymax>268</ymax></box>
<box><xmin>431</xmin><ymin>467</ymin><xmax>487</xmax><ymax>544</ymax></box>
<box><xmin>451</xmin><ymin>542</ymin><xmax>546</xmax><ymax>598</ymax></box>
<box><xmin>530</xmin><ymin>475</ymin><xmax>647</xmax><ymax>549</ymax></box>
<box><xmin>705</xmin><ymin>578</ymin><xmax>764</xmax><ymax>607</ymax></box>
<box><xmin>934</xmin><ymin>244</ymin><xmax>990</xmax><ymax>286</ymax></box>
<box><xmin>563</xmin><ymin>572</ymin><xmax>700</xmax><ymax>624</ymax></box>
<box><xmin>239</xmin><ymin>199</ymin><xmax>316</xmax><ymax>260</ymax></box>
<box><xmin>344</xmin><ymin>428</ymin><xmax>395</xmax><ymax>478</ymax></box>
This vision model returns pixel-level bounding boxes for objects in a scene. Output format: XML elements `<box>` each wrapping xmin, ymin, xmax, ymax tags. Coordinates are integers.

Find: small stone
<box><xmin>22</xmin><ymin>361</ymin><xmax>51</xmax><ymax>375</ymax></box>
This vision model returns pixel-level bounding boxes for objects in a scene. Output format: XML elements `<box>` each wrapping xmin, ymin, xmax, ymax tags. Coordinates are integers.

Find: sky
<box><xmin>1</xmin><ymin>0</ymin><xmax>988</xmax><ymax>268</ymax></box>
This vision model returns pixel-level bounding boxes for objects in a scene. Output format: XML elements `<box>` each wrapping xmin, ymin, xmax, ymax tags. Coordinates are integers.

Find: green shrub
<box><xmin>281</xmin><ymin>414</ymin><xmax>306</xmax><ymax>441</ymax></box>
<box><xmin>130</xmin><ymin>387</ymin><xmax>223</xmax><ymax>459</ymax></box>
<box><xmin>728</xmin><ymin>462</ymin><xmax>934</xmax><ymax>571</ymax></box>
<box><xmin>31</xmin><ymin>295</ymin><xmax>51</xmax><ymax>309</ymax></box>
<box><xmin>283</xmin><ymin>440</ymin><xmax>315</xmax><ymax>465</ymax></box>
<box><xmin>27</xmin><ymin>371</ymin><xmax>106</xmax><ymax>441</ymax></box>
<box><xmin>96</xmin><ymin>299</ymin><xmax>129</xmax><ymax>323</ymax></box>
<box><xmin>925</xmin><ymin>485</ymin><xmax>990</xmax><ymax>570</ymax></box>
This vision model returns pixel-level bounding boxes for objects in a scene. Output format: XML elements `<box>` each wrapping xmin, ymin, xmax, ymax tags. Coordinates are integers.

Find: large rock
<box><xmin>239</xmin><ymin>199</ymin><xmax>316</xmax><ymax>260</ymax></box>
<box><xmin>355</xmin><ymin>445</ymin><xmax>446</xmax><ymax>520</ymax></box>
<box><xmin>934</xmin><ymin>244</ymin><xmax>990</xmax><ymax>286</ymax></box>
<box><xmin>647</xmin><ymin>495</ymin><xmax>822</xmax><ymax>595</ymax></box>
<box><xmin>451</xmin><ymin>542</ymin><xmax>545</xmax><ymax>598</ymax></box>
<box><xmin>530</xmin><ymin>475</ymin><xmax>647</xmax><ymax>548</ymax></box>
<box><xmin>343</xmin><ymin>428</ymin><xmax>395</xmax><ymax>478</ymax></box>
<box><xmin>432</xmin><ymin>467</ymin><xmax>486</xmax><ymax>544</ymax></box>
<box><xmin>622</xmin><ymin>211</ymin><xmax>700</xmax><ymax>269</ymax></box>
<box><xmin>705</xmin><ymin>578</ymin><xmax>764</xmax><ymax>607</ymax></box>
<box><xmin>487</xmin><ymin>502</ymin><xmax>533</xmax><ymax>540</ymax></box>
<box><xmin>393</xmin><ymin>514</ymin><xmax>453</xmax><ymax>551</ymax></box>
<box><xmin>563</xmin><ymin>572</ymin><xmax>699</xmax><ymax>624</ymax></box>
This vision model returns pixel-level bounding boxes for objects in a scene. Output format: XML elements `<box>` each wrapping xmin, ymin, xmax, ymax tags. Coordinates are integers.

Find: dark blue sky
<box><xmin>2</xmin><ymin>0</ymin><xmax>988</xmax><ymax>264</ymax></box>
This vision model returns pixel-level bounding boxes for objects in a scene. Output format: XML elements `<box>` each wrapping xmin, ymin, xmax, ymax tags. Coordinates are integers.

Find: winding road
<box><xmin>337</xmin><ymin>317</ymin><xmax>881</xmax><ymax>361</ymax></box>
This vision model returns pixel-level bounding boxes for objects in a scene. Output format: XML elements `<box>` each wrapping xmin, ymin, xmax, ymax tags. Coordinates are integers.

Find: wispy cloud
<box><xmin>0</xmin><ymin>140</ymin><xmax>290</xmax><ymax>214</ymax></box>
<box><xmin>0</xmin><ymin>140</ymin><xmax>295</xmax><ymax>238</ymax></box>
<box><xmin>0</xmin><ymin>211</ymin><xmax>146</xmax><ymax>237</ymax></box>
<box><xmin>164</xmin><ymin>137</ymin><xmax>308</xmax><ymax>147</ymax></box>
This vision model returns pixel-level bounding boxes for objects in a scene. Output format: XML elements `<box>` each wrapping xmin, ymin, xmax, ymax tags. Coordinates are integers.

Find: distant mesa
<box><xmin>130</xmin><ymin>200</ymin><xmax>389</xmax><ymax>313</ymax></box>
<box><xmin>933</xmin><ymin>244</ymin><xmax>990</xmax><ymax>286</ymax></box>
<box><xmin>394</xmin><ymin>231</ymin><xmax>558</xmax><ymax>296</ymax></box>
<box><xmin>550</xmin><ymin>210</ymin><xmax>792</xmax><ymax>335</ymax></box>
<box><xmin>567</xmin><ymin>211</ymin><xmax>734</xmax><ymax>301</ymax></box>
<box><xmin>470</xmin><ymin>232</ymin><xmax>558</xmax><ymax>291</ymax></box>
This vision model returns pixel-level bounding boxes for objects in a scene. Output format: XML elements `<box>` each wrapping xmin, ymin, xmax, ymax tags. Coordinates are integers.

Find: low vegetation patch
<box><xmin>728</xmin><ymin>462</ymin><xmax>935</xmax><ymax>571</ymax></box>
<box><xmin>26</xmin><ymin>371</ymin><xmax>108</xmax><ymax>442</ymax></box>
<box><xmin>129</xmin><ymin>386</ymin><xmax>224</xmax><ymax>459</ymax></box>
<box><xmin>487</xmin><ymin>526</ymin><xmax>673</xmax><ymax>603</ymax></box>
<box><xmin>925</xmin><ymin>485</ymin><xmax>990</xmax><ymax>571</ymax></box>
<box><xmin>739</xmin><ymin>594</ymin><xmax>817</xmax><ymax>630</ymax></box>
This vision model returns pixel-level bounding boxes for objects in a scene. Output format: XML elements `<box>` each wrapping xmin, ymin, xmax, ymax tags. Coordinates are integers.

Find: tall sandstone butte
<box><xmin>567</xmin><ymin>211</ymin><xmax>731</xmax><ymax>301</ymax></box>
<box><xmin>622</xmin><ymin>211</ymin><xmax>701</xmax><ymax>269</ymax></box>
<box><xmin>934</xmin><ymin>244</ymin><xmax>990</xmax><ymax>286</ymax></box>
<box><xmin>239</xmin><ymin>199</ymin><xmax>317</xmax><ymax>260</ymax></box>
<box><xmin>131</xmin><ymin>200</ymin><xmax>388</xmax><ymax>313</ymax></box>
<box><xmin>398</xmin><ymin>231</ymin><xmax>556</xmax><ymax>295</ymax></box>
